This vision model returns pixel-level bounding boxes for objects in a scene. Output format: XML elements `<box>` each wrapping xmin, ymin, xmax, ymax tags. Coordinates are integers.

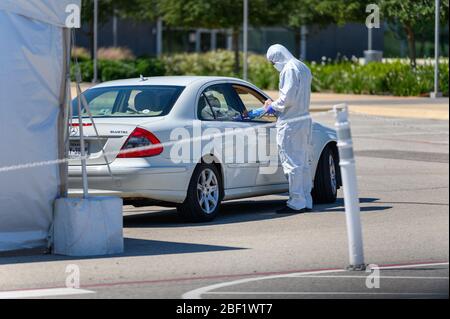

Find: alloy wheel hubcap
<box><xmin>197</xmin><ymin>169</ymin><xmax>219</xmax><ymax>214</ymax></box>
<box><xmin>329</xmin><ymin>154</ymin><xmax>337</xmax><ymax>195</ymax></box>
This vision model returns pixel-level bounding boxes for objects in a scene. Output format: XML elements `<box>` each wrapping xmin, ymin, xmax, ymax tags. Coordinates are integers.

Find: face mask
<box><xmin>273</xmin><ymin>62</ymin><xmax>284</xmax><ymax>72</ymax></box>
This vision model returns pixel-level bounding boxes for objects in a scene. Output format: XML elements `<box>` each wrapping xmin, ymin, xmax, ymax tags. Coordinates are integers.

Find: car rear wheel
<box><xmin>312</xmin><ymin>145</ymin><xmax>339</xmax><ymax>204</ymax></box>
<box><xmin>178</xmin><ymin>163</ymin><xmax>222</xmax><ymax>222</ymax></box>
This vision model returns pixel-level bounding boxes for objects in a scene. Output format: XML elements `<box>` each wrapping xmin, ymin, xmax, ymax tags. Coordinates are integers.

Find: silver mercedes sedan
<box><xmin>69</xmin><ymin>76</ymin><xmax>340</xmax><ymax>222</ymax></box>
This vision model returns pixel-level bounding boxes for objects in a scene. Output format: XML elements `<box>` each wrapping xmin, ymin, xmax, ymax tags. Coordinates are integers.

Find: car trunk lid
<box><xmin>69</xmin><ymin>117</ymin><xmax>164</xmax><ymax>166</ymax></box>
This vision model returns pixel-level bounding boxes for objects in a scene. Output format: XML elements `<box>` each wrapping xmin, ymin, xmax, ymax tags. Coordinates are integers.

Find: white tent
<box><xmin>0</xmin><ymin>0</ymin><xmax>79</xmax><ymax>251</ymax></box>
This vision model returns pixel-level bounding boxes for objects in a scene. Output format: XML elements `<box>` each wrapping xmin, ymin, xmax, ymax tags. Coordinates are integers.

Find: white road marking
<box><xmin>182</xmin><ymin>269</ymin><xmax>347</xmax><ymax>299</ymax></box>
<box><xmin>182</xmin><ymin>262</ymin><xmax>449</xmax><ymax>299</ymax></box>
<box><xmin>290</xmin><ymin>275</ymin><xmax>449</xmax><ymax>280</ymax></box>
<box><xmin>375</xmin><ymin>262</ymin><xmax>449</xmax><ymax>270</ymax></box>
<box><xmin>0</xmin><ymin>288</ymin><xmax>95</xmax><ymax>299</ymax></box>
<box><xmin>205</xmin><ymin>292</ymin><xmax>447</xmax><ymax>296</ymax></box>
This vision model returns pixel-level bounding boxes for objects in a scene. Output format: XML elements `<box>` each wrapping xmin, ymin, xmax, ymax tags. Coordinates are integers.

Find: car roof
<box><xmin>92</xmin><ymin>76</ymin><xmax>249</xmax><ymax>89</ymax></box>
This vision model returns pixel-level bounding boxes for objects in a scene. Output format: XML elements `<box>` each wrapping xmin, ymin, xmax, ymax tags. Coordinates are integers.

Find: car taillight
<box><xmin>117</xmin><ymin>128</ymin><xmax>163</xmax><ymax>158</ymax></box>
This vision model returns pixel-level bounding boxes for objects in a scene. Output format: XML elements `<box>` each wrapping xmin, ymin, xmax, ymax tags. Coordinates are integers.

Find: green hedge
<box><xmin>310</xmin><ymin>61</ymin><xmax>449</xmax><ymax>96</ymax></box>
<box><xmin>71</xmin><ymin>51</ymin><xmax>449</xmax><ymax>97</ymax></box>
<box><xmin>70</xmin><ymin>58</ymin><xmax>166</xmax><ymax>83</ymax></box>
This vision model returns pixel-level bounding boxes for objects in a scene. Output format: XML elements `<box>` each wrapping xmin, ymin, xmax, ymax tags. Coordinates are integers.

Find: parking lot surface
<box><xmin>0</xmin><ymin>111</ymin><xmax>448</xmax><ymax>299</ymax></box>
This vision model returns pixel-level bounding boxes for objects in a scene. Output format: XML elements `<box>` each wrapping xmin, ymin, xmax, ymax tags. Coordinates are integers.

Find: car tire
<box><xmin>178</xmin><ymin>163</ymin><xmax>223</xmax><ymax>222</ymax></box>
<box><xmin>312</xmin><ymin>145</ymin><xmax>339</xmax><ymax>204</ymax></box>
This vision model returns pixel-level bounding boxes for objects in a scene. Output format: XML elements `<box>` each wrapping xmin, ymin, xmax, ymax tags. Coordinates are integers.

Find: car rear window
<box><xmin>72</xmin><ymin>85</ymin><xmax>185</xmax><ymax>118</ymax></box>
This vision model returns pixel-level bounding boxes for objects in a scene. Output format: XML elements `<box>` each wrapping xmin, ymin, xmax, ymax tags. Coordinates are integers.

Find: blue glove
<box><xmin>266</xmin><ymin>105</ymin><xmax>276</xmax><ymax>115</ymax></box>
<box><xmin>247</xmin><ymin>107</ymin><xmax>266</xmax><ymax>119</ymax></box>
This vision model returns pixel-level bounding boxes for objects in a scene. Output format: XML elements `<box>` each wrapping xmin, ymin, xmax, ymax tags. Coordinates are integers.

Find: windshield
<box><xmin>72</xmin><ymin>85</ymin><xmax>184</xmax><ymax>118</ymax></box>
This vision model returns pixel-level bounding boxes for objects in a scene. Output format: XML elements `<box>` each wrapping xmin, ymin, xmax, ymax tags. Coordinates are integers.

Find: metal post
<box><xmin>93</xmin><ymin>0</ymin><xmax>98</xmax><ymax>83</ymax></box>
<box><xmin>113</xmin><ymin>12</ymin><xmax>118</xmax><ymax>47</ymax></box>
<box><xmin>431</xmin><ymin>0</ymin><xmax>442</xmax><ymax>98</ymax></box>
<box><xmin>156</xmin><ymin>17</ymin><xmax>163</xmax><ymax>57</ymax></box>
<box><xmin>334</xmin><ymin>104</ymin><xmax>365</xmax><ymax>271</ymax></box>
<box><xmin>368</xmin><ymin>27</ymin><xmax>373</xmax><ymax>51</ymax></box>
<box><xmin>211</xmin><ymin>30</ymin><xmax>217</xmax><ymax>51</ymax></box>
<box><xmin>227</xmin><ymin>29</ymin><xmax>233</xmax><ymax>50</ymax></box>
<box><xmin>243</xmin><ymin>0</ymin><xmax>249</xmax><ymax>81</ymax></box>
<box><xmin>76</xmin><ymin>87</ymin><xmax>89</xmax><ymax>198</ymax></box>
<box><xmin>195</xmin><ymin>29</ymin><xmax>201</xmax><ymax>53</ymax></box>
<box><xmin>300</xmin><ymin>25</ymin><xmax>308</xmax><ymax>60</ymax></box>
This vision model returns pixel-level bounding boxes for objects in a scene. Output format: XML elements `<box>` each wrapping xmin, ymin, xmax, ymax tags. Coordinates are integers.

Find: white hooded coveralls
<box><xmin>267</xmin><ymin>44</ymin><xmax>313</xmax><ymax>210</ymax></box>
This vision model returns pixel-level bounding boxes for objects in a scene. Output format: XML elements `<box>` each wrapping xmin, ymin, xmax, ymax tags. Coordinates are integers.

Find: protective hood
<box><xmin>267</xmin><ymin>44</ymin><xmax>295</xmax><ymax>72</ymax></box>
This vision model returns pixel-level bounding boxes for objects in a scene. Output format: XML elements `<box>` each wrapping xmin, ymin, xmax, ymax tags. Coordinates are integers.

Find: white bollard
<box><xmin>334</xmin><ymin>104</ymin><xmax>366</xmax><ymax>271</ymax></box>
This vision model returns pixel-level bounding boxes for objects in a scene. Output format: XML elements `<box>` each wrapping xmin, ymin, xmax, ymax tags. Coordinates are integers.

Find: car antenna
<box><xmin>140</xmin><ymin>74</ymin><xmax>148</xmax><ymax>81</ymax></box>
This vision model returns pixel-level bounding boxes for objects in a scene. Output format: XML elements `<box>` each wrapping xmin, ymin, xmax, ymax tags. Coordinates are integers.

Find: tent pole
<box><xmin>58</xmin><ymin>28</ymin><xmax>72</xmax><ymax>198</ymax></box>
<box><xmin>243</xmin><ymin>0</ymin><xmax>249</xmax><ymax>81</ymax></box>
<box><xmin>93</xmin><ymin>0</ymin><xmax>98</xmax><ymax>83</ymax></box>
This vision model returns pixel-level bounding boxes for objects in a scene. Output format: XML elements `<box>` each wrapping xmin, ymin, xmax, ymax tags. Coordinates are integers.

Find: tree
<box><xmin>280</xmin><ymin>0</ymin><xmax>370</xmax><ymax>58</ymax></box>
<box><xmin>380</xmin><ymin>0</ymin><xmax>449</xmax><ymax>67</ymax></box>
<box><xmin>158</xmin><ymin>0</ymin><xmax>278</xmax><ymax>75</ymax></box>
<box><xmin>80</xmin><ymin>0</ymin><xmax>158</xmax><ymax>58</ymax></box>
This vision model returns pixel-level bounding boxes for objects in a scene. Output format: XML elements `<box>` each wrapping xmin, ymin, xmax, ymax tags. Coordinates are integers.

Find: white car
<box><xmin>69</xmin><ymin>76</ymin><xmax>340</xmax><ymax>222</ymax></box>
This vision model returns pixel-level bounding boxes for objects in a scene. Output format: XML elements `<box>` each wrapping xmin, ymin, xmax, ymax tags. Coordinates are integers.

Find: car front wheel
<box><xmin>312</xmin><ymin>145</ymin><xmax>339</xmax><ymax>204</ymax></box>
<box><xmin>178</xmin><ymin>163</ymin><xmax>222</xmax><ymax>222</ymax></box>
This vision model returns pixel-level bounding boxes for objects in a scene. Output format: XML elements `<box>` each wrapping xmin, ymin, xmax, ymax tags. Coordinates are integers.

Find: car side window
<box><xmin>232</xmin><ymin>85</ymin><xmax>276</xmax><ymax>123</ymax></box>
<box><xmin>198</xmin><ymin>84</ymin><xmax>243</xmax><ymax>121</ymax></box>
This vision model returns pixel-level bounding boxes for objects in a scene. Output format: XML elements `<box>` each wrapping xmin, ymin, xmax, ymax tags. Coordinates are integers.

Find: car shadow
<box><xmin>315</xmin><ymin>197</ymin><xmax>393</xmax><ymax>214</ymax></box>
<box><xmin>0</xmin><ymin>238</ymin><xmax>245</xmax><ymax>265</ymax></box>
<box><xmin>124</xmin><ymin>199</ymin><xmax>289</xmax><ymax>228</ymax></box>
<box><xmin>123</xmin><ymin>197</ymin><xmax>393</xmax><ymax>228</ymax></box>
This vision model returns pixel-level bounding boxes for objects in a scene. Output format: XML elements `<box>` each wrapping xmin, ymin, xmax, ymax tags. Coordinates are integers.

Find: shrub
<box><xmin>98</xmin><ymin>47</ymin><xmax>135</xmax><ymax>61</ymax></box>
<box><xmin>248</xmin><ymin>54</ymin><xmax>279</xmax><ymax>90</ymax></box>
<box><xmin>162</xmin><ymin>50</ymin><xmax>236</xmax><ymax>76</ymax></box>
<box><xmin>309</xmin><ymin>60</ymin><xmax>449</xmax><ymax>97</ymax></box>
<box><xmin>71</xmin><ymin>47</ymin><xmax>90</xmax><ymax>62</ymax></box>
<box><xmin>70</xmin><ymin>58</ymin><xmax>166</xmax><ymax>82</ymax></box>
<box><xmin>70</xmin><ymin>51</ymin><xmax>449</xmax><ymax>97</ymax></box>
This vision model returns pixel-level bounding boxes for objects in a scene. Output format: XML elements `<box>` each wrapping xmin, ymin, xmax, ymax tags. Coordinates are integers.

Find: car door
<box><xmin>198</xmin><ymin>83</ymin><xmax>260</xmax><ymax>190</ymax></box>
<box><xmin>231</xmin><ymin>84</ymin><xmax>287</xmax><ymax>186</ymax></box>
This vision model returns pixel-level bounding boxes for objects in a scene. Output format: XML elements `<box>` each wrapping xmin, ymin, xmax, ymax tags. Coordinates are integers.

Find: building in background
<box><xmin>75</xmin><ymin>17</ymin><xmax>448</xmax><ymax>60</ymax></box>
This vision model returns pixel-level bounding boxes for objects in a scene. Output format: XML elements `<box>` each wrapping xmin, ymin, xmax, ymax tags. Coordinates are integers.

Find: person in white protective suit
<box><xmin>264</xmin><ymin>44</ymin><xmax>313</xmax><ymax>214</ymax></box>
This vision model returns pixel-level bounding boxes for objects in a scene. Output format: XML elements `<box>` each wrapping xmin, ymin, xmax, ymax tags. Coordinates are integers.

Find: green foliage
<box><xmin>159</xmin><ymin>0</ymin><xmax>277</xmax><ymax>30</ymax></box>
<box><xmin>310</xmin><ymin>60</ymin><xmax>449</xmax><ymax>96</ymax></box>
<box><xmin>162</xmin><ymin>50</ymin><xmax>236</xmax><ymax>76</ymax></box>
<box><xmin>380</xmin><ymin>0</ymin><xmax>448</xmax><ymax>29</ymax></box>
<box><xmin>71</xmin><ymin>51</ymin><xmax>449</xmax><ymax>97</ymax></box>
<box><xmin>81</xmin><ymin>0</ymin><xmax>157</xmax><ymax>25</ymax></box>
<box><xmin>70</xmin><ymin>58</ymin><xmax>165</xmax><ymax>82</ymax></box>
<box><xmin>280</xmin><ymin>0</ymin><xmax>370</xmax><ymax>28</ymax></box>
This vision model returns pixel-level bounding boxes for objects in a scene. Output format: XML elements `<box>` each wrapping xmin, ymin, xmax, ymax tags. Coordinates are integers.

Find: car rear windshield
<box><xmin>72</xmin><ymin>85</ymin><xmax>185</xmax><ymax>118</ymax></box>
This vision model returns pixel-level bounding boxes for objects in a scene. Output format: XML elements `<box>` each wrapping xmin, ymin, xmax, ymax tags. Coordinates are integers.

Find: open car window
<box><xmin>197</xmin><ymin>84</ymin><xmax>243</xmax><ymax>121</ymax></box>
<box><xmin>72</xmin><ymin>85</ymin><xmax>184</xmax><ymax>118</ymax></box>
<box><xmin>232</xmin><ymin>85</ymin><xmax>276</xmax><ymax>123</ymax></box>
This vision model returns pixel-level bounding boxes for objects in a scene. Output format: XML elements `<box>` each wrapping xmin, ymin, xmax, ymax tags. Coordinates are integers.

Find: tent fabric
<box><xmin>0</xmin><ymin>1</ymin><xmax>75</xmax><ymax>251</ymax></box>
<box><xmin>0</xmin><ymin>0</ymin><xmax>80</xmax><ymax>27</ymax></box>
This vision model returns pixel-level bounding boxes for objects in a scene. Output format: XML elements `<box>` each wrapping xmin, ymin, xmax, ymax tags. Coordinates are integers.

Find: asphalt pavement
<box><xmin>0</xmin><ymin>110</ymin><xmax>448</xmax><ymax>299</ymax></box>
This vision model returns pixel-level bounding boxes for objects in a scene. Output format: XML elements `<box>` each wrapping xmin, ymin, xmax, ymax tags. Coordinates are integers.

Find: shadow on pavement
<box><xmin>124</xmin><ymin>197</ymin><xmax>393</xmax><ymax>228</ymax></box>
<box><xmin>124</xmin><ymin>199</ymin><xmax>290</xmax><ymax>228</ymax></box>
<box><xmin>0</xmin><ymin>238</ymin><xmax>245</xmax><ymax>265</ymax></box>
<box><xmin>316</xmin><ymin>198</ymin><xmax>393</xmax><ymax>213</ymax></box>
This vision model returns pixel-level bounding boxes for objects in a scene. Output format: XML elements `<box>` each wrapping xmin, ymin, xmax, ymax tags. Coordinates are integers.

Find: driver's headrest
<box><xmin>206</xmin><ymin>94</ymin><xmax>221</xmax><ymax>109</ymax></box>
<box><xmin>134</xmin><ymin>91</ymin><xmax>154</xmax><ymax>112</ymax></box>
